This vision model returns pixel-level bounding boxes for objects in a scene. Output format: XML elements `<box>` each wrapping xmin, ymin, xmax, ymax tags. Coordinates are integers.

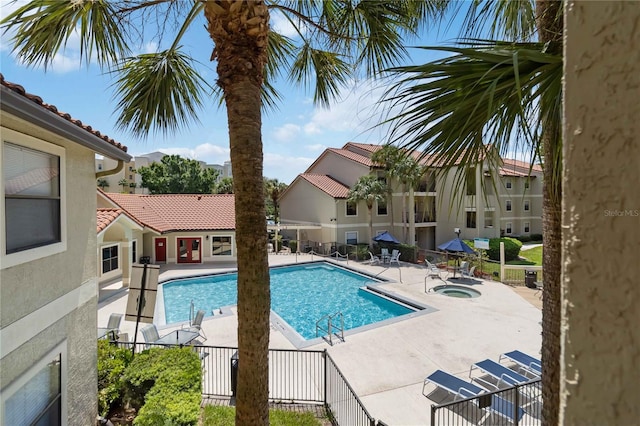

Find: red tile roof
<box><xmin>500</xmin><ymin>158</ymin><xmax>542</xmax><ymax>176</ymax></box>
<box><xmin>299</xmin><ymin>174</ymin><xmax>351</xmax><ymax>198</ymax></box>
<box><xmin>326</xmin><ymin>148</ymin><xmax>373</xmax><ymax>167</ymax></box>
<box><xmin>102</xmin><ymin>193</ymin><xmax>235</xmax><ymax>233</ymax></box>
<box><xmin>0</xmin><ymin>74</ymin><xmax>128</xmax><ymax>153</ymax></box>
<box><xmin>96</xmin><ymin>208</ymin><xmax>142</xmax><ymax>233</ymax></box>
<box><xmin>342</xmin><ymin>142</ymin><xmax>382</xmax><ymax>154</ymax></box>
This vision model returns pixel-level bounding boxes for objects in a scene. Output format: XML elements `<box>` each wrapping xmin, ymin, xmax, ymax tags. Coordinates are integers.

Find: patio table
<box><xmin>155</xmin><ymin>329</ymin><xmax>199</xmax><ymax>346</ymax></box>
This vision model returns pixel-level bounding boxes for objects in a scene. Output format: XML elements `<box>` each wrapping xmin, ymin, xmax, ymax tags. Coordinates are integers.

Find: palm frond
<box><xmin>1</xmin><ymin>0</ymin><xmax>129</xmax><ymax>69</ymax></box>
<box><xmin>451</xmin><ymin>0</ymin><xmax>537</xmax><ymax>42</ymax></box>
<box><xmin>111</xmin><ymin>48</ymin><xmax>212</xmax><ymax>137</ymax></box>
<box><xmin>381</xmin><ymin>40</ymin><xmax>562</xmax><ymax>209</ymax></box>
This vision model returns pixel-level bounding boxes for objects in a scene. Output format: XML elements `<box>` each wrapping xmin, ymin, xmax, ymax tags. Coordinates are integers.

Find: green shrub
<box><xmin>486</xmin><ymin>237</ymin><xmax>523</xmax><ymax>262</ymax></box>
<box><xmin>123</xmin><ymin>347</ymin><xmax>201</xmax><ymax>426</ymax></box>
<box><xmin>530</xmin><ymin>233</ymin><xmax>543</xmax><ymax>242</ymax></box>
<box><xmin>288</xmin><ymin>240</ymin><xmax>297</xmax><ymax>253</ymax></box>
<box><xmin>515</xmin><ymin>235</ymin><xmax>531</xmax><ymax>243</ymax></box>
<box><xmin>98</xmin><ymin>340</ymin><xmax>133</xmax><ymax>417</ymax></box>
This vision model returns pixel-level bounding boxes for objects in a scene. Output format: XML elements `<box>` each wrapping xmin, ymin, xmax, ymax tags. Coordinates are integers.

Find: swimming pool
<box><xmin>161</xmin><ymin>262</ymin><xmax>418</xmax><ymax>340</ymax></box>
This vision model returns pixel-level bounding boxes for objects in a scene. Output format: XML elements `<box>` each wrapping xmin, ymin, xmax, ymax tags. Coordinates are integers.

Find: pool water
<box><xmin>162</xmin><ymin>262</ymin><xmax>415</xmax><ymax>340</ymax></box>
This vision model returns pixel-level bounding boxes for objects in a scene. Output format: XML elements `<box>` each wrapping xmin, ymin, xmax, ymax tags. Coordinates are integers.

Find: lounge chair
<box><xmin>425</xmin><ymin>261</ymin><xmax>442</xmax><ymax>279</ymax></box>
<box><xmin>423</xmin><ymin>370</ymin><xmax>524</xmax><ymax>424</ymax></box>
<box><xmin>367</xmin><ymin>251</ymin><xmax>380</xmax><ymax>265</ymax></box>
<box><xmin>98</xmin><ymin>313</ymin><xmax>123</xmax><ymax>340</ymax></box>
<box><xmin>499</xmin><ymin>350</ymin><xmax>542</xmax><ymax>377</ymax></box>
<box><xmin>389</xmin><ymin>249</ymin><xmax>400</xmax><ymax>265</ymax></box>
<box><xmin>470</xmin><ymin>359</ymin><xmax>532</xmax><ymax>390</ymax></box>
<box><xmin>186</xmin><ymin>309</ymin><xmax>207</xmax><ymax>341</ymax></box>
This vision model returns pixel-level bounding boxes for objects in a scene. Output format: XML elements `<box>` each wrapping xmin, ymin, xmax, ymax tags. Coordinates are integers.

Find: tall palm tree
<box><xmin>264</xmin><ymin>178</ymin><xmax>287</xmax><ymax>223</ymax></box>
<box><xmin>1</xmin><ymin>1</ymin><xmax>442</xmax><ymax>423</ymax></box>
<box><xmin>347</xmin><ymin>174</ymin><xmax>387</xmax><ymax>250</ymax></box>
<box><xmin>391</xmin><ymin>155</ymin><xmax>424</xmax><ymax>244</ymax></box>
<box><xmin>370</xmin><ymin>144</ymin><xmax>403</xmax><ymax>236</ymax></box>
<box><xmin>118</xmin><ymin>178</ymin><xmax>129</xmax><ymax>193</ymax></box>
<box><xmin>97</xmin><ymin>178</ymin><xmax>109</xmax><ymax>190</ymax></box>
<box><xmin>381</xmin><ymin>2</ymin><xmax>563</xmax><ymax>423</ymax></box>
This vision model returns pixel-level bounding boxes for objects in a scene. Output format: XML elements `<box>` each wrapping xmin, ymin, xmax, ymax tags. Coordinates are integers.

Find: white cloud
<box><xmin>150</xmin><ymin>143</ymin><xmax>230</xmax><ymax>165</ymax></box>
<box><xmin>264</xmin><ymin>152</ymin><xmax>314</xmax><ymax>183</ymax></box>
<box><xmin>306</xmin><ymin>144</ymin><xmax>326</xmax><ymax>152</ymax></box>
<box><xmin>272</xmin><ymin>123</ymin><xmax>301</xmax><ymax>142</ymax></box>
<box><xmin>270</xmin><ymin>12</ymin><xmax>301</xmax><ymax>39</ymax></box>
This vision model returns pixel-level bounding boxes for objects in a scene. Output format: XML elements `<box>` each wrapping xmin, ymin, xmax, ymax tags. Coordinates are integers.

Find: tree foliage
<box><xmin>348</xmin><ymin>175</ymin><xmax>387</xmax><ymax>248</ymax></box>
<box><xmin>215</xmin><ymin>176</ymin><xmax>234</xmax><ymax>194</ymax></box>
<box><xmin>137</xmin><ymin>155</ymin><xmax>219</xmax><ymax>194</ymax></box>
<box><xmin>264</xmin><ymin>178</ymin><xmax>288</xmax><ymax>222</ymax></box>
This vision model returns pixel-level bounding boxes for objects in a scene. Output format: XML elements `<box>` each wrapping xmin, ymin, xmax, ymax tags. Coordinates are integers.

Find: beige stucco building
<box><xmin>0</xmin><ymin>75</ymin><xmax>131</xmax><ymax>425</ymax></box>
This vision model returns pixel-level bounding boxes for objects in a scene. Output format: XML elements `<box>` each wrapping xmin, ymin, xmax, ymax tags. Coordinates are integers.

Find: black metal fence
<box><xmin>115</xmin><ymin>342</ymin><xmax>376</xmax><ymax>425</ymax></box>
<box><xmin>430</xmin><ymin>379</ymin><xmax>542</xmax><ymax>426</ymax></box>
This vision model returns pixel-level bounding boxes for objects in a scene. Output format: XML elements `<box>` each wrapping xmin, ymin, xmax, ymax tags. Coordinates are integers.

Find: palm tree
<box><xmin>264</xmin><ymin>178</ymin><xmax>287</xmax><ymax>223</ymax></box>
<box><xmin>391</xmin><ymin>155</ymin><xmax>425</xmax><ymax>244</ymax></box>
<box><xmin>97</xmin><ymin>178</ymin><xmax>109</xmax><ymax>190</ymax></box>
<box><xmin>1</xmin><ymin>2</ymin><xmax>442</xmax><ymax>422</ymax></box>
<box><xmin>381</xmin><ymin>2</ymin><xmax>563</xmax><ymax>423</ymax></box>
<box><xmin>348</xmin><ymin>175</ymin><xmax>387</xmax><ymax>250</ymax></box>
<box><xmin>118</xmin><ymin>178</ymin><xmax>129</xmax><ymax>193</ymax></box>
<box><xmin>215</xmin><ymin>177</ymin><xmax>234</xmax><ymax>194</ymax></box>
<box><xmin>370</xmin><ymin>144</ymin><xmax>402</xmax><ymax>237</ymax></box>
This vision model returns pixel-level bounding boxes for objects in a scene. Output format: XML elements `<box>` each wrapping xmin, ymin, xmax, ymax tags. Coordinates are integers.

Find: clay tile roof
<box><xmin>342</xmin><ymin>142</ymin><xmax>382</xmax><ymax>153</ymax></box>
<box><xmin>102</xmin><ymin>193</ymin><xmax>236</xmax><ymax>233</ymax></box>
<box><xmin>500</xmin><ymin>158</ymin><xmax>542</xmax><ymax>176</ymax></box>
<box><xmin>0</xmin><ymin>74</ymin><xmax>128</xmax><ymax>153</ymax></box>
<box><xmin>97</xmin><ymin>208</ymin><xmax>123</xmax><ymax>233</ymax></box>
<box><xmin>299</xmin><ymin>174</ymin><xmax>351</xmax><ymax>198</ymax></box>
<box><xmin>326</xmin><ymin>148</ymin><xmax>373</xmax><ymax>167</ymax></box>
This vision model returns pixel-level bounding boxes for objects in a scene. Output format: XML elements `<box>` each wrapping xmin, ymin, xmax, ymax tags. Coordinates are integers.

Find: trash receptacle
<box><xmin>525</xmin><ymin>270</ymin><xmax>537</xmax><ymax>288</ymax></box>
<box><xmin>230</xmin><ymin>351</ymin><xmax>239</xmax><ymax>397</ymax></box>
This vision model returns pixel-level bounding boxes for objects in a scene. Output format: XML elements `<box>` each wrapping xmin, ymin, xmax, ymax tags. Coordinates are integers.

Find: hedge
<box><xmin>485</xmin><ymin>237</ymin><xmax>523</xmax><ymax>262</ymax></box>
<box><xmin>97</xmin><ymin>340</ymin><xmax>133</xmax><ymax>417</ymax></box>
<box><xmin>123</xmin><ymin>347</ymin><xmax>202</xmax><ymax>426</ymax></box>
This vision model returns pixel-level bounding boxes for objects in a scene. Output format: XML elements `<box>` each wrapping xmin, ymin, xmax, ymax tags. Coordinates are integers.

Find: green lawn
<box><xmin>519</xmin><ymin>246</ymin><xmax>543</xmax><ymax>265</ymax></box>
<box><xmin>201</xmin><ymin>406</ymin><xmax>324</xmax><ymax>425</ymax></box>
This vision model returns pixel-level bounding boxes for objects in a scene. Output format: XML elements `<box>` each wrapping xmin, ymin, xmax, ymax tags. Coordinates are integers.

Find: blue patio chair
<box><xmin>499</xmin><ymin>350</ymin><xmax>542</xmax><ymax>377</ymax></box>
<box><xmin>470</xmin><ymin>359</ymin><xmax>532</xmax><ymax>390</ymax></box>
<box><xmin>423</xmin><ymin>370</ymin><xmax>524</xmax><ymax>424</ymax></box>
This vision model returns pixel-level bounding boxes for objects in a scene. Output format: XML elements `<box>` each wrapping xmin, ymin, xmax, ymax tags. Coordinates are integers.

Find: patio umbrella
<box><xmin>438</xmin><ymin>238</ymin><xmax>476</xmax><ymax>278</ymax></box>
<box><xmin>372</xmin><ymin>231</ymin><xmax>400</xmax><ymax>244</ymax></box>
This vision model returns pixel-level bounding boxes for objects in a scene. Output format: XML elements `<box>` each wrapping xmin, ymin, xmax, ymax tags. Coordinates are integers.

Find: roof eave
<box><xmin>1</xmin><ymin>86</ymin><xmax>131</xmax><ymax>162</ymax></box>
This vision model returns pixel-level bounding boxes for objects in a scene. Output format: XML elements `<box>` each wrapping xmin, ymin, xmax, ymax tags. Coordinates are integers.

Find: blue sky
<box><xmin>0</xmin><ymin>1</ymin><xmax>462</xmax><ymax>184</ymax></box>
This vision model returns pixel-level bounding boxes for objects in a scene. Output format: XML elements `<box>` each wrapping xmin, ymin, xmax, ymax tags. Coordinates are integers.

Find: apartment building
<box><xmin>280</xmin><ymin>142</ymin><xmax>542</xmax><ymax>251</ymax></box>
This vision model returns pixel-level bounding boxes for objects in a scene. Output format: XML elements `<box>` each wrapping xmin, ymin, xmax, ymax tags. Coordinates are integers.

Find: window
<box><xmin>97</xmin><ymin>163</ymin><xmax>103</xmax><ymax>171</ymax></box>
<box><xmin>131</xmin><ymin>240</ymin><xmax>137</xmax><ymax>264</ymax></box>
<box><xmin>484</xmin><ymin>215</ymin><xmax>494</xmax><ymax>228</ymax></box>
<box><xmin>4</xmin><ymin>142</ymin><xmax>61</xmax><ymax>254</ymax></box>
<box><xmin>212</xmin><ymin>236</ymin><xmax>232</xmax><ymax>256</ymax></box>
<box><xmin>506</xmin><ymin>222</ymin><xmax>512</xmax><ymax>234</ymax></box>
<box><xmin>506</xmin><ymin>179</ymin><xmax>512</xmax><ymax>189</ymax></box>
<box><xmin>506</xmin><ymin>200</ymin><xmax>512</xmax><ymax>211</ymax></box>
<box><xmin>4</xmin><ymin>353</ymin><xmax>62</xmax><ymax>426</ymax></box>
<box><xmin>129</xmin><ymin>166</ymin><xmax>133</xmax><ymax>171</ymax></box>
<box><xmin>129</xmin><ymin>174</ymin><xmax>133</xmax><ymax>179</ymax></box>
<box><xmin>102</xmin><ymin>245</ymin><xmax>119</xmax><ymax>274</ymax></box>
<box><xmin>524</xmin><ymin>179</ymin><xmax>530</xmax><ymax>189</ymax></box>
<box><xmin>345</xmin><ymin>231</ymin><xmax>358</xmax><ymax>245</ymax></box>
<box><xmin>377</xmin><ymin>200</ymin><xmax>387</xmax><ymax>215</ymax></box>
<box><xmin>346</xmin><ymin>201</ymin><xmax>357</xmax><ymax>216</ymax></box>
<box><xmin>524</xmin><ymin>222</ymin><xmax>530</xmax><ymax>233</ymax></box>
<box><xmin>465</xmin><ymin>167</ymin><xmax>476</xmax><ymax>195</ymax></box>
<box><xmin>524</xmin><ymin>200</ymin><xmax>530</xmax><ymax>211</ymax></box>
<box><xmin>466</xmin><ymin>211</ymin><xmax>477</xmax><ymax>228</ymax></box>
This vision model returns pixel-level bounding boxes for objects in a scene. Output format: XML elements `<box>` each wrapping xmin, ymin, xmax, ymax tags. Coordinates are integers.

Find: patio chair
<box><xmin>423</xmin><ymin>370</ymin><xmax>524</xmax><ymax>424</ymax></box>
<box><xmin>460</xmin><ymin>266</ymin><xmax>476</xmax><ymax>280</ymax></box>
<box><xmin>425</xmin><ymin>261</ymin><xmax>441</xmax><ymax>279</ymax></box>
<box><xmin>367</xmin><ymin>251</ymin><xmax>380</xmax><ymax>265</ymax></box>
<box><xmin>186</xmin><ymin>309</ymin><xmax>207</xmax><ymax>341</ymax></box>
<box><xmin>141</xmin><ymin>324</ymin><xmax>161</xmax><ymax>348</ymax></box>
<box><xmin>499</xmin><ymin>350</ymin><xmax>542</xmax><ymax>377</ymax></box>
<box><xmin>389</xmin><ymin>249</ymin><xmax>400</xmax><ymax>265</ymax></box>
<box><xmin>470</xmin><ymin>359</ymin><xmax>532</xmax><ymax>390</ymax></box>
<box><xmin>99</xmin><ymin>313</ymin><xmax>123</xmax><ymax>340</ymax></box>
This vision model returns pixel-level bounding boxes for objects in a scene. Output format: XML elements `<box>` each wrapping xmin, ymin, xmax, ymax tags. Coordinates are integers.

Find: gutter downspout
<box><xmin>96</xmin><ymin>160</ymin><xmax>124</xmax><ymax>178</ymax></box>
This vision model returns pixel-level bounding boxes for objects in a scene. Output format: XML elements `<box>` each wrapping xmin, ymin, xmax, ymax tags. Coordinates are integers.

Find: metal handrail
<box><xmin>316</xmin><ymin>312</ymin><xmax>345</xmax><ymax>346</ymax></box>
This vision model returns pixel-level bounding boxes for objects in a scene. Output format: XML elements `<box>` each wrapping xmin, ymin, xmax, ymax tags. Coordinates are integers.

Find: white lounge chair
<box><xmin>460</xmin><ymin>266</ymin><xmax>476</xmax><ymax>280</ymax></box>
<box><xmin>425</xmin><ymin>261</ymin><xmax>441</xmax><ymax>279</ymax></box>
<box><xmin>186</xmin><ymin>309</ymin><xmax>207</xmax><ymax>341</ymax></box>
<box><xmin>389</xmin><ymin>249</ymin><xmax>400</xmax><ymax>265</ymax></box>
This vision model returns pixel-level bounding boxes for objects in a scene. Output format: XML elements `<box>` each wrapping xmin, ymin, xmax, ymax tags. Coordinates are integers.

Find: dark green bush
<box><xmin>515</xmin><ymin>235</ymin><xmax>531</xmax><ymax>243</ymax></box>
<box><xmin>530</xmin><ymin>233</ymin><xmax>543</xmax><ymax>242</ymax></box>
<box><xmin>486</xmin><ymin>237</ymin><xmax>523</xmax><ymax>262</ymax></box>
<box><xmin>288</xmin><ymin>240</ymin><xmax>298</xmax><ymax>253</ymax></box>
<box><xmin>123</xmin><ymin>347</ymin><xmax>201</xmax><ymax>426</ymax></box>
<box><xmin>98</xmin><ymin>340</ymin><xmax>133</xmax><ymax>417</ymax></box>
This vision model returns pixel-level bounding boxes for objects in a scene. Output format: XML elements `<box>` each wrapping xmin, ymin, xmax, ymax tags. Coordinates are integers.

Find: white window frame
<box><xmin>466</xmin><ymin>211</ymin><xmax>477</xmax><ymax>229</ymax></box>
<box><xmin>1</xmin><ymin>130</ymin><xmax>67</xmax><ymax>269</ymax></box>
<box><xmin>131</xmin><ymin>239</ymin><xmax>138</xmax><ymax>264</ymax></box>
<box><xmin>524</xmin><ymin>200</ymin><xmax>530</xmax><ymax>212</ymax></box>
<box><xmin>505</xmin><ymin>179</ymin><xmax>512</xmax><ymax>189</ymax></box>
<box><xmin>345</xmin><ymin>231</ymin><xmax>358</xmax><ymax>245</ymax></box>
<box><xmin>100</xmin><ymin>243</ymin><xmax>120</xmax><ymax>276</ymax></box>
<box><xmin>506</xmin><ymin>222</ymin><xmax>513</xmax><ymax>234</ymax></box>
<box><xmin>524</xmin><ymin>222</ymin><xmax>530</xmax><ymax>233</ymax></box>
<box><xmin>0</xmin><ymin>341</ymin><xmax>68</xmax><ymax>426</ymax></box>
<box><xmin>484</xmin><ymin>215</ymin><xmax>494</xmax><ymax>229</ymax></box>
<box><xmin>376</xmin><ymin>199</ymin><xmax>388</xmax><ymax>216</ymax></box>
<box><xmin>345</xmin><ymin>200</ymin><xmax>357</xmax><ymax>216</ymax></box>
<box><xmin>506</xmin><ymin>200</ymin><xmax>512</xmax><ymax>212</ymax></box>
<box><xmin>211</xmin><ymin>235</ymin><xmax>234</xmax><ymax>257</ymax></box>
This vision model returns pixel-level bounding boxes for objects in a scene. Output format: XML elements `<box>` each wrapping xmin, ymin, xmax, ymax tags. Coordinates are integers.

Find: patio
<box><xmin>98</xmin><ymin>254</ymin><xmax>542</xmax><ymax>425</ymax></box>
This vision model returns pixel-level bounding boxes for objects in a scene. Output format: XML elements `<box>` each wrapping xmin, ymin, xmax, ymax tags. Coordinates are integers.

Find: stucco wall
<box><xmin>562</xmin><ymin>1</ymin><xmax>640</xmax><ymax>423</ymax></box>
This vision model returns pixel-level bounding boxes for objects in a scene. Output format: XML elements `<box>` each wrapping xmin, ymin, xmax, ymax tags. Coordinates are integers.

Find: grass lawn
<box><xmin>201</xmin><ymin>406</ymin><xmax>325</xmax><ymax>425</ymax></box>
<box><xmin>519</xmin><ymin>246</ymin><xmax>543</xmax><ymax>265</ymax></box>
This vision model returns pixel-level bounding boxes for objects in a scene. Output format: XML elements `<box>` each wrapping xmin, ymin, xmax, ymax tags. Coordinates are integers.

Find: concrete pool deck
<box><xmin>98</xmin><ymin>254</ymin><xmax>542</xmax><ymax>425</ymax></box>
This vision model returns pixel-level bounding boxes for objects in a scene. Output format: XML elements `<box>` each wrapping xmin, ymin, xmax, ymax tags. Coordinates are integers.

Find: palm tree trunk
<box><xmin>536</xmin><ymin>1</ymin><xmax>563</xmax><ymax>425</ymax></box>
<box><xmin>204</xmin><ymin>1</ymin><xmax>270</xmax><ymax>424</ymax></box>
